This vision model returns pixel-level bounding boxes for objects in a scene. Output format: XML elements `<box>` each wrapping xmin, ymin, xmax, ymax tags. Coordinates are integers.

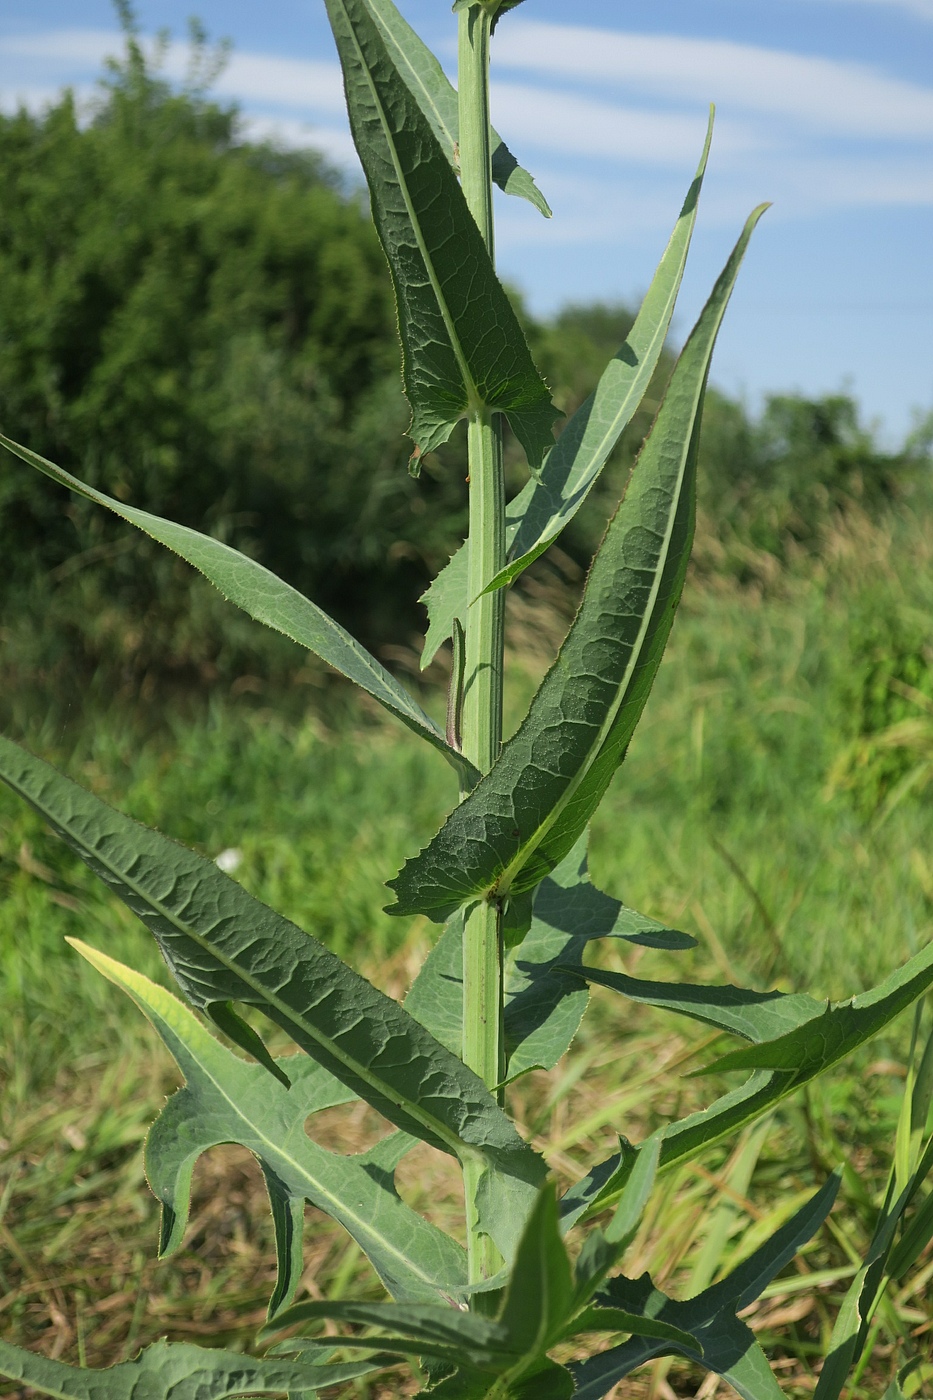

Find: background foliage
<box><xmin>1</xmin><ymin>31</ymin><xmax>928</xmax><ymax>707</ymax></box>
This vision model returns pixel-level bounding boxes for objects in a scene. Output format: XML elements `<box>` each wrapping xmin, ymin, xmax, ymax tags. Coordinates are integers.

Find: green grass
<box><xmin>1</xmin><ymin>501</ymin><xmax>932</xmax><ymax>1395</ymax></box>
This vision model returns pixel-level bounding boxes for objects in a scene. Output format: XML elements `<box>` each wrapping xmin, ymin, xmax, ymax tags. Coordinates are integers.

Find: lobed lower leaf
<box><xmin>570</xmin><ymin>1174</ymin><xmax>840</xmax><ymax>1400</ymax></box>
<box><xmin>0</xmin><ymin>1338</ymin><xmax>388</xmax><ymax>1399</ymax></box>
<box><xmin>72</xmin><ymin>943</ymin><xmax>467</xmax><ymax>1307</ymax></box>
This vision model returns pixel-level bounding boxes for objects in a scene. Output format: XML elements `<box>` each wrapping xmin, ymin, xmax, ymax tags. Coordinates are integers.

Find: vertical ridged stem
<box><xmin>458</xmin><ymin>2</ymin><xmax>505</xmax><ymax>1289</ymax></box>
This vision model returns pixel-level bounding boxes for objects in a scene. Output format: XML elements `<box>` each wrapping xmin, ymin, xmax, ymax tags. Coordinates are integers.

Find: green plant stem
<box><xmin>458</xmin><ymin>1</ymin><xmax>506</xmax><ymax>1289</ymax></box>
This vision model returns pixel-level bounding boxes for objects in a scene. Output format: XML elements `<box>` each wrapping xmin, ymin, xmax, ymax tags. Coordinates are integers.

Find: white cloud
<box><xmin>0</xmin><ymin>28</ymin><xmax>346</xmax><ymax>120</ymax></box>
<box><xmin>493</xmin><ymin>22</ymin><xmax>933</xmax><ymax>139</ymax></box>
<box><xmin>0</xmin><ymin>28</ymin><xmax>120</xmax><ymax>66</ymax></box>
<box><xmin>196</xmin><ymin>53</ymin><xmax>345</xmax><ymax>116</ymax></box>
<box><xmin>491</xmin><ymin>84</ymin><xmax>762</xmax><ymax>166</ymax></box>
<box><xmin>237</xmin><ymin>114</ymin><xmax>358</xmax><ymax>168</ymax></box>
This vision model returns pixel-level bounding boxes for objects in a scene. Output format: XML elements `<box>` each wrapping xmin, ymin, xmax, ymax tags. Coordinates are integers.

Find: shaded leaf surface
<box><xmin>571</xmin><ymin>1175</ymin><xmax>839</xmax><ymax>1400</ymax></box>
<box><xmin>0</xmin><ymin>1339</ymin><xmax>384</xmax><ymax>1400</ymax></box>
<box><xmin>388</xmin><ymin>209</ymin><xmax>767</xmax><ymax>919</ymax></box>
<box><xmin>700</xmin><ymin>938</ymin><xmax>933</xmax><ymax>1077</ymax></box>
<box><xmin>405</xmin><ymin>837</ymin><xmax>692</xmax><ymax>1079</ymax></box>
<box><xmin>0</xmin><ymin>433</ymin><xmax>475</xmax><ymax>787</ymax></box>
<box><xmin>326</xmin><ymin>0</ymin><xmax>557</xmax><ymax>465</ymax></box>
<box><xmin>576</xmin><ymin>966</ymin><xmax>822</xmax><ymax>1045</ymax></box>
<box><xmin>74</xmin><ymin>944</ymin><xmax>467</xmax><ymax>1305</ymax></box>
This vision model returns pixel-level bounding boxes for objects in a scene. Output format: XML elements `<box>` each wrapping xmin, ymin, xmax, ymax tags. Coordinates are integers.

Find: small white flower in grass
<box><xmin>215</xmin><ymin>848</ymin><xmax>244</xmax><ymax>874</ymax></box>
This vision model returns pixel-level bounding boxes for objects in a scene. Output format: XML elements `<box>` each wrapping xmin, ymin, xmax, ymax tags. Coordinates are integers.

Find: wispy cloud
<box><xmin>493</xmin><ymin>22</ymin><xmax>933</xmax><ymax>139</ymax></box>
<box><xmin>0</xmin><ymin>28</ymin><xmax>346</xmax><ymax>119</ymax></box>
<box><xmin>812</xmin><ymin>0</ymin><xmax>933</xmax><ymax>18</ymax></box>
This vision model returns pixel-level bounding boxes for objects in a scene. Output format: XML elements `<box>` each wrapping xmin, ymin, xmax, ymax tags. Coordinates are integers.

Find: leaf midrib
<box><xmin>0</xmin><ymin>435</ymin><xmax>448</xmax><ymax>750</ymax></box>
<box><xmin>152</xmin><ymin>1001</ymin><xmax>461</xmax><ymax>1294</ymax></box>
<box><xmin>341</xmin><ymin>4</ymin><xmax>482</xmax><ymax>417</ymax></box>
<box><xmin>19</xmin><ymin>767</ymin><xmax>474</xmax><ymax>1163</ymax></box>
<box><xmin>493</xmin><ymin>384</ymin><xmax>698</xmax><ymax>898</ymax></box>
<box><xmin>370</xmin><ymin>4</ymin><xmax>455</xmax><ymax>160</ymax></box>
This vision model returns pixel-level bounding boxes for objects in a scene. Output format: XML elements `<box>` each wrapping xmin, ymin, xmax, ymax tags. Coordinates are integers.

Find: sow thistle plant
<box><xmin>2</xmin><ymin>1</ymin><xmax>933</xmax><ymax>1396</ymax></box>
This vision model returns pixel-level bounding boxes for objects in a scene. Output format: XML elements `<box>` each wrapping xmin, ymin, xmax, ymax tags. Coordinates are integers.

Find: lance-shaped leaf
<box><xmin>365</xmin><ymin>0</ymin><xmax>550</xmax><ymax>216</ymax></box>
<box><xmin>566</xmin><ymin>941</ymin><xmax>933</xmax><ymax>1221</ymax></box>
<box><xmin>572</xmin><ymin>1136</ymin><xmax>662</xmax><ymax>1306</ymax></box>
<box><xmin>0</xmin><ymin>434</ymin><xmax>477</xmax><ymax>790</ymax></box>
<box><xmin>697</xmin><ymin>937</ymin><xmax>933</xmax><ymax>1078</ymax></box>
<box><xmin>497</xmin><ymin>1183</ymin><xmax>574</xmax><ymax>1360</ymax></box>
<box><xmin>388</xmin><ymin>207</ymin><xmax>768</xmax><ymax>920</ymax></box>
<box><xmin>575</xmin><ymin>967</ymin><xmax>823</xmax><ymax>1046</ymax></box>
<box><xmin>570</xmin><ymin>1174</ymin><xmax>839</xmax><ymax>1400</ymax></box>
<box><xmin>420</xmin><ymin>121</ymin><xmax>714</xmax><ymax>668</ymax></box>
<box><xmin>0</xmin><ymin>1338</ymin><xmax>388</xmax><ymax>1400</ymax></box>
<box><xmin>0</xmin><ymin>735</ymin><xmax>545</xmax><ymax>1260</ymax></box>
<box><xmin>325</xmin><ymin>0</ymin><xmax>558</xmax><ymax>467</ymax></box>
<box><xmin>269</xmin><ymin>1188</ymin><xmax>693</xmax><ymax>1392</ymax></box>
<box><xmin>266</xmin><ymin>1299</ymin><xmax>516</xmax><ymax>1373</ymax></box>
<box><xmin>72</xmin><ymin>943</ymin><xmax>467</xmax><ymax>1307</ymax></box>
<box><xmin>405</xmin><ymin>835</ymin><xmax>693</xmax><ymax>1079</ymax></box>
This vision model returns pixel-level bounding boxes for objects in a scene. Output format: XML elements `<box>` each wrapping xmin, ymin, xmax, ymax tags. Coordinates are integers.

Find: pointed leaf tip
<box><xmin>325</xmin><ymin>0</ymin><xmax>557</xmax><ymax>470</ymax></box>
<box><xmin>388</xmin><ymin>206</ymin><xmax>768</xmax><ymax>920</ymax></box>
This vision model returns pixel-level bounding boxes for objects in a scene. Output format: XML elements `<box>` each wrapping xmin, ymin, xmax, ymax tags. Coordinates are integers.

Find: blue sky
<box><xmin>1</xmin><ymin>0</ymin><xmax>932</xmax><ymax>442</ymax></box>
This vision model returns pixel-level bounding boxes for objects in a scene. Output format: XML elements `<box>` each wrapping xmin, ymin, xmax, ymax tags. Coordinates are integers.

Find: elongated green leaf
<box><xmin>497</xmin><ymin>1183</ymin><xmax>574</xmax><ymax>1357</ymax></box>
<box><xmin>484</xmin><ymin>114</ymin><xmax>714</xmax><ymax>598</ymax></box>
<box><xmin>0</xmin><ymin>433</ymin><xmax>477</xmax><ymax>789</ymax></box>
<box><xmin>364</xmin><ymin>0</ymin><xmax>550</xmax><ymax>216</ymax></box>
<box><xmin>0</xmin><ymin>1338</ymin><xmax>387</xmax><ymax>1400</ymax></box>
<box><xmin>388</xmin><ymin>207</ymin><xmax>768</xmax><ymax>920</ymax></box>
<box><xmin>699</xmin><ymin>938</ymin><xmax>933</xmax><ymax>1077</ymax></box>
<box><xmin>575</xmin><ymin>967</ymin><xmax>822</xmax><ymax>1045</ymax></box>
<box><xmin>573</xmin><ymin>1136</ymin><xmax>662</xmax><ymax>1308</ymax></box>
<box><xmin>73</xmin><ymin>944</ymin><xmax>467</xmax><ymax>1306</ymax></box>
<box><xmin>325</xmin><ymin>0</ymin><xmax>558</xmax><ymax>467</ymax></box>
<box><xmin>569</xmin><ymin>944</ymin><xmax>933</xmax><ymax>1222</ymax></box>
<box><xmin>266</xmin><ymin>1300</ymin><xmax>514</xmax><ymax>1372</ymax></box>
<box><xmin>420</xmin><ymin>122</ymin><xmax>714</xmax><ymax>668</ymax></box>
<box><xmin>0</xmin><ymin>735</ymin><xmax>545</xmax><ymax>1261</ymax></box>
<box><xmin>571</xmin><ymin>1175</ymin><xmax>839</xmax><ymax>1400</ymax></box>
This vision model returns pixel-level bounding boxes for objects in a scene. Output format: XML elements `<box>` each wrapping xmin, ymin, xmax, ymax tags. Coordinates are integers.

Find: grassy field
<box><xmin>1</xmin><ymin>502</ymin><xmax>932</xmax><ymax>1397</ymax></box>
